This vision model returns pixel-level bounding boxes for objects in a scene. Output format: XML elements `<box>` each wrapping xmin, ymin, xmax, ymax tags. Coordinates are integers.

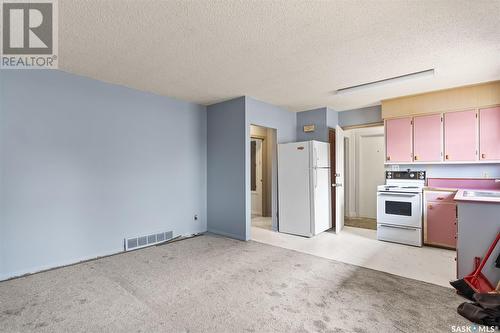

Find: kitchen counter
<box><xmin>424</xmin><ymin>186</ymin><xmax>458</xmax><ymax>192</ymax></box>
<box><xmin>455</xmin><ymin>198</ymin><xmax>500</xmax><ymax>284</ymax></box>
<box><xmin>425</xmin><ymin>178</ymin><xmax>500</xmax><ymax>283</ymax></box>
<box><xmin>454</xmin><ymin>189</ymin><xmax>500</xmax><ymax>203</ymax></box>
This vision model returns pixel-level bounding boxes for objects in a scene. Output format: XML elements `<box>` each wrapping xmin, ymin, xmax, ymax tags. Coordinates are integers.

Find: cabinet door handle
<box><xmin>414</xmin><ymin>155</ymin><xmax>418</xmax><ymax>161</ymax></box>
<box><xmin>445</xmin><ymin>154</ymin><xmax>449</xmax><ymax>160</ymax></box>
<box><xmin>437</xmin><ymin>197</ymin><xmax>444</xmax><ymax>200</ymax></box>
<box><xmin>428</xmin><ymin>204</ymin><xmax>433</xmax><ymax>209</ymax></box>
<box><xmin>481</xmin><ymin>153</ymin><xmax>486</xmax><ymax>159</ymax></box>
<box><xmin>387</xmin><ymin>156</ymin><xmax>391</xmax><ymax>161</ymax></box>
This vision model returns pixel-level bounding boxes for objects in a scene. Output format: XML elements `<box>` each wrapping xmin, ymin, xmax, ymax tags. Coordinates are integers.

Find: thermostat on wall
<box><xmin>303</xmin><ymin>124</ymin><xmax>315</xmax><ymax>132</ymax></box>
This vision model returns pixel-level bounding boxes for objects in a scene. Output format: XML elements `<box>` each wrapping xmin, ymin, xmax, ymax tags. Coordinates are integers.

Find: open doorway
<box><xmin>250</xmin><ymin>125</ymin><xmax>275</xmax><ymax>231</ymax></box>
<box><xmin>344</xmin><ymin>125</ymin><xmax>385</xmax><ymax>230</ymax></box>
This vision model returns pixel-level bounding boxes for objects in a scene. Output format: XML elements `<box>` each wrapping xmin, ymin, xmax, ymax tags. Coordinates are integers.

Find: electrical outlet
<box><xmin>194</xmin><ymin>214</ymin><xmax>198</xmax><ymax>221</ymax></box>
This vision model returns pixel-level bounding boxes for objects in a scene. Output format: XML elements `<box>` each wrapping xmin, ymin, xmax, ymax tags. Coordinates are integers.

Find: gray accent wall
<box><xmin>206</xmin><ymin>97</ymin><xmax>247</xmax><ymax>240</ymax></box>
<box><xmin>296</xmin><ymin>108</ymin><xmax>328</xmax><ymax>142</ymax></box>
<box><xmin>0</xmin><ymin>70</ymin><xmax>207</xmax><ymax>280</ymax></box>
<box><xmin>296</xmin><ymin>107</ymin><xmax>339</xmax><ymax>142</ymax></box>
<box><xmin>206</xmin><ymin>96</ymin><xmax>296</xmax><ymax>240</ymax></box>
<box><xmin>338</xmin><ymin>105</ymin><xmax>382</xmax><ymax>127</ymax></box>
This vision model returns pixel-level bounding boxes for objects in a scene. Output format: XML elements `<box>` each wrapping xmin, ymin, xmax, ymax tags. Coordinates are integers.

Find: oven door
<box><xmin>377</xmin><ymin>191</ymin><xmax>422</xmax><ymax>228</ymax></box>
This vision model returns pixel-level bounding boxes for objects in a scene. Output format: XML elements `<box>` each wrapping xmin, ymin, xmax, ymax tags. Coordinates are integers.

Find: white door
<box><xmin>251</xmin><ymin>138</ymin><xmax>263</xmax><ymax>216</ymax></box>
<box><xmin>335</xmin><ymin>126</ymin><xmax>345</xmax><ymax>233</ymax></box>
<box><xmin>358</xmin><ymin>134</ymin><xmax>385</xmax><ymax>218</ymax></box>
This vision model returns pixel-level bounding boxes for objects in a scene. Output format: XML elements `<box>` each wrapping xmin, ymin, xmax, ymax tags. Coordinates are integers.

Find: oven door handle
<box><xmin>377</xmin><ymin>192</ymin><xmax>418</xmax><ymax>197</ymax></box>
<box><xmin>379</xmin><ymin>224</ymin><xmax>417</xmax><ymax>231</ymax></box>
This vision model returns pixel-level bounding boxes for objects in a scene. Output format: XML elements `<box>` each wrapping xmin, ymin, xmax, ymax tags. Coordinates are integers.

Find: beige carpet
<box><xmin>0</xmin><ymin>234</ymin><xmax>468</xmax><ymax>332</ymax></box>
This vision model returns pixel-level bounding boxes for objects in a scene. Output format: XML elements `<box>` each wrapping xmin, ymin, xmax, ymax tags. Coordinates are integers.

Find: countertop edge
<box><xmin>454</xmin><ymin>189</ymin><xmax>500</xmax><ymax>204</ymax></box>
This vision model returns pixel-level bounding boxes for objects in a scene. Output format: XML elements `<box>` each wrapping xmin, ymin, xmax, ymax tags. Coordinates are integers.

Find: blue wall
<box><xmin>338</xmin><ymin>105</ymin><xmax>382</xmax><ymax>127</ymax></box>
<box><xmin>326</xmin><ymin>108</ymin><xmax>339</xmax><ymax>129</ymax></box>
<box><xmin>0</xmin><ymin>70</ymin><xmax>207</xmax><ymax>280</ymax></box>
<box><xmin>206</xmin><ymin>97</ymin><xmax>247</xmax><ymax>240</ymax></box>
<box><xmin>246</xmin><ymin>97</ymin><xmax>296</xmax><ymax>233</ymax></box>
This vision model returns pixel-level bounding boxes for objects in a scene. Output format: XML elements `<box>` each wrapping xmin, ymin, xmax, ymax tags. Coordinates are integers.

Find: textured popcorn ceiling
<box><xmin>59</xmin><ymin>0</ymin><xmax>500</xmax><ymax>111</ymax></box>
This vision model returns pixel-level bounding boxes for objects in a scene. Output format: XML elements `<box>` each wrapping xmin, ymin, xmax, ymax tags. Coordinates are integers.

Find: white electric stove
<box><xmin>376</xmin><ymin>170</ymin><xmax>426</xmax><ymax>247</ymax></box>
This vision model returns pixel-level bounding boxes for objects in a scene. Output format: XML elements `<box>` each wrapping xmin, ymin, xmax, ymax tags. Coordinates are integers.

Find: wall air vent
<box><xmin>125</xmin><ymin>230</ymin><xmax>173</xmax><ymax>251</ymax></box>
<box><xmin>334</xmin><ymin>69</ymin><xmax>435</xmax><ymax>95</ymax></box>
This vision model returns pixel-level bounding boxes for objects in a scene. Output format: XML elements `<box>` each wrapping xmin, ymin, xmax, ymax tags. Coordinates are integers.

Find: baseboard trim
<box><xmin>0</xmin><ymin>247</ymin><xmax>124</xmax><ymax>282</ymax></box>
<box><xmin>207</xmin><ymin>228</ymin><xmax>247</xmax><ymax>241</ymax></box>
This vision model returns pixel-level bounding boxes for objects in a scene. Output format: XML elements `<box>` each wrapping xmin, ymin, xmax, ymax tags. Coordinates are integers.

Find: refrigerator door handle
<box><xmin>314</xmin><ymin>168</ymin><xmax>317</xmax><ymax>188</ymax></box>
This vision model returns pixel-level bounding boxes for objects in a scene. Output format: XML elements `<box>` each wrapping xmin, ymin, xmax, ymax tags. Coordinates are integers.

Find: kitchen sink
<box><xmin>463</xmin><ymin>190</ymin><xmax>500</xmax><ymax>198</ymax></box>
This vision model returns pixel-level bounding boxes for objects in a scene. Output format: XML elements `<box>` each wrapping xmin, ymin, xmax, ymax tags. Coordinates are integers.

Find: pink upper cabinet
<box><xmin>385</xmin><ymin>117</ymin><xmax>413</xmax><ymax>163</ymax></box>
<box><xmin>413</xmin><ymin>114</ymin><xmax>442</xmax><ymax>162</ymax></box>
<box><xmin>479</xmin><ymin>107</ymin><xmax>500</xmax><ymax>161</ymax></box>
<box><xmin>444</xmin><ymin>110</ymin><xmax>478</xmax><ymax>162</ymax></box>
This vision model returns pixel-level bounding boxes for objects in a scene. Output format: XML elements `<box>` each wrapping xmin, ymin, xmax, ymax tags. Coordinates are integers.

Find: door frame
<box><xmin>356</xmin><ymin>130</ymin><xmax>385</xmax><ymax>219</ymax></box>
<box><xmin>250</xmin><ymin>137</ymin><xmax>264</xmax><ymax>216</ymax></box>
<box><xmin>344</xmin><ymin>125</ymin><xmax>385</xmax><ymax>218</ymax></box>
<box><xmin>328</xmin><ymin>128</ymin><xmax>336</xmax><ymax>230</ymax></box>
<box><xmin>247</xmin><ymin>124</ymin><xmax>278</xmax><ymax>238</ymax></box>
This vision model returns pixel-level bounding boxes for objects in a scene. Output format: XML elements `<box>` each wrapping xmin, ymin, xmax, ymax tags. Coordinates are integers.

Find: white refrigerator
<box><xmin>278</xmin><ymin>141</ymin><xmax>331</xmax><ymax>237</ymax></box>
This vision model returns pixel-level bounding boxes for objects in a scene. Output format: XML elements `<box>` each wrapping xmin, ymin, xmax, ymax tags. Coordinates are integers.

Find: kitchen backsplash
<box><xmin>387</xmin><ymin>164</ymin><xmax>500</xmax><ymax>179</ymax></box>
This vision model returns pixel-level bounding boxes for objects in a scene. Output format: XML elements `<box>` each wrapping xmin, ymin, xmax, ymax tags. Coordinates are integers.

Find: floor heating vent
<box><xmin>125</xmin><ymin>231</ymin><xmax>173</xmax><ymax>251</ymax></box>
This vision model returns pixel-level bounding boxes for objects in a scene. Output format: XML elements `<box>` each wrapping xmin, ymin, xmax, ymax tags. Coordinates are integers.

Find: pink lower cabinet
<box><xmin>413</xmin><ymin>114</ymin><xmax>442</xmax><ymax>162</ymax></box>
<box><xmin>444</xmin><ymin>110</ymin><xmax>478</xmax><ymax>162</ymax></box>
<box><xmin>424</xmin><ymin>191</ymin><xmax>457</xmax><ymax>249</ymax></box>
<box><xmin>385</xmin><ymin>117</ymin><xmax>413</xmax><ymax>163</ymax></box>
<box><xmin>479</xmin><ymin>106</ymin><xmax>500</xmax><ymax>161</ymax></box>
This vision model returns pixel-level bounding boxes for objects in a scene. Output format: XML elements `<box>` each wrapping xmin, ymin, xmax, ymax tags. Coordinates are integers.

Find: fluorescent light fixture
<box><xmin>334</xmin><ymin>69</ymin><xmax>435</xmax><ymax>95</ymax></box>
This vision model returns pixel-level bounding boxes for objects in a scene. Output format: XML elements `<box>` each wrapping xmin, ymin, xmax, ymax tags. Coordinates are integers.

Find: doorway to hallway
<box><xmin>250</xmin><ymin>125</ymin><xmax>275</xmax><ymax>232</ymax></box>
<box><xmin>251</xmin><ymin>137</ymin><xmax>263</xmax><ymax>216</ymax></box>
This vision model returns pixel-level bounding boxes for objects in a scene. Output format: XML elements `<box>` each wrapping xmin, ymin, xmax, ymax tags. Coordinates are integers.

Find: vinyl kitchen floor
<box><xmin>252</xmin><ymin>224</ymin><xmax>456</xmax><ymax>288</ymax></box>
